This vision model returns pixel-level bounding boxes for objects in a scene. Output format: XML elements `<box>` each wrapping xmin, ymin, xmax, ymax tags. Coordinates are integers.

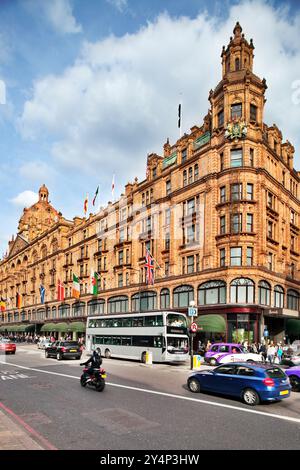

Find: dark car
<box><xmin>187</xmin><ymin>363</ymin><xmax>291</xmax><ymax>406</ymax></box>
<box><xmin>284</xmin><ymin>366</ymin><xmax>300</xmax><ymax>392</ymax></box>
<box><xmin>45</xmin><ymin>341</ymin><xmax>82</xmax><ymax>360</ymax></box>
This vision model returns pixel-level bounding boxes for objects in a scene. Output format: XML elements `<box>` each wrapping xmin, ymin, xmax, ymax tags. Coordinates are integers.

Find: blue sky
<box><xmin>0</xmin><ymin>0</ymin><xmax>300</xmax><ymax>256</ymax></box>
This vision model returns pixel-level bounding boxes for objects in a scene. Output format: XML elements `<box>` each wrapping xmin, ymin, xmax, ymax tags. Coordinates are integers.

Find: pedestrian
<box><xmin>276</xmin><ymin>343</ymin><xmax>283</xmax><ymax>364</ymax></box>
<box><xmin>259</xmin><ymin>342</ymin><xmax>267</xmax><ymax>363</ymax></box>
<box><xmin>267</xmin><ymin>341</ymin><xmax>276</xmax><ymax>364</ymax></box>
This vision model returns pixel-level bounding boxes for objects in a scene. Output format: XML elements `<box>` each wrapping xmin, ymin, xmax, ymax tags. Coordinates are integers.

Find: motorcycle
<box><xmin>80</xmin><ymin>366</ymin><xmax>106</xmax><ymax>392</ymax></box>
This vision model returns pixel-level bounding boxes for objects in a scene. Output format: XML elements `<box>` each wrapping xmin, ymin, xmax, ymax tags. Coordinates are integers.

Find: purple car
<box><xmin>285</xmin><ymin>366</ymin><xmax>300</xmax><ymax>392</ymax></box>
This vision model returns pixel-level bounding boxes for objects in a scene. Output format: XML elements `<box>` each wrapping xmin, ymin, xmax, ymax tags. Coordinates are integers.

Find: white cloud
<box><xmin>10</xmin><ymin>190</ymin><xmax>39</xmax><ymax>208</ymax></box>
<box><xmin>106</xmin><ymin>0</ymin><xmax>128</xmax><ymax>12</ymax></box>
<box><xmin>19</xmin><ymin>160</ymin><xmax>55</xmax><ymax>182</ymax></box>
<box><xmin>43</xmin><ymin>0</ymin><xmax>82</xmax><ymax>34</ymax></box>
<box><xmin>19</xmin><ymin>1</ymin><xmax>300</xmax><ymax>183</ymax></box>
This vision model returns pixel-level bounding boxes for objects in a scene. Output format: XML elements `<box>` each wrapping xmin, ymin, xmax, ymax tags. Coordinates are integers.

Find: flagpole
<box><xmin>178</xmin><ymin>92</ymin><xmax>182</xmax><ymax>139</ymax></box>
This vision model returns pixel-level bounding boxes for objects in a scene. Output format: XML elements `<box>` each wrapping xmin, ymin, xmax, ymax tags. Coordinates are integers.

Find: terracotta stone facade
<box><xmin>1</xmin><ymin>23</ymin><xmax>300</xmax><ymax>343</ymax></box>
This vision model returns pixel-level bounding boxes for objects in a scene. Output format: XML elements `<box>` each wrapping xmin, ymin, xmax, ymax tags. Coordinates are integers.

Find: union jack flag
<box><xmin>145</xmin><ymin>249</ymin><xmax>155</xmax><ymax>285</ymax></box>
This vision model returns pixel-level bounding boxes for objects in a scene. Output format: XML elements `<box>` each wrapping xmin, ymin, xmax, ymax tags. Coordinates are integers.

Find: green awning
<box><xmin>67</xmin><ymin>322</ymin><xmax>86</xmax><ymax>332</ymax></box>
<box><xmin>0</xmin><ymin>325</ymin><xmax>7</xmax><ymax>331</ymax></box>
<box><xmin>52</xmin><ymin>322</ymin><xmax>68</xmax><ymax>332</ymax></box>
<box><xmin>286</xmin><ymin>319</ymin><xmax>300</xmax><ymax>335</ymax></box>
<box><xmin>25</xmin><ymin>324</ymin><xmax>35</xmax><ymax>332</ymax></box>
<box><xmin>40</xmin><ymin>323</ymin><xmax>56</xmax><ymax>332</ymax></box>
<box><xmin>196</xmin><ymin>314</ymin><xmax>226</xmax><ymax>333</ymax></box>
<box><xmin>162</xmin><ymin>152</ymin><xmax>177</xmax><ymax>169</ymax></box>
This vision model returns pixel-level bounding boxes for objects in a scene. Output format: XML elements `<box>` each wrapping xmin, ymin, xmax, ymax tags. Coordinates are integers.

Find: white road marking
<box><xmin>1</xmin><ymin>360</ymin><xmax>299</xmax><ymax>425</ymax></box>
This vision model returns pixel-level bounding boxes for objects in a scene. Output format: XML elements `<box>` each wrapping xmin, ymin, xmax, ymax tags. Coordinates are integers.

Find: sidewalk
<box><xmin>0</xmin><ymin>408</ymin><xmax>45</xmax><ymax>450</ymax></box>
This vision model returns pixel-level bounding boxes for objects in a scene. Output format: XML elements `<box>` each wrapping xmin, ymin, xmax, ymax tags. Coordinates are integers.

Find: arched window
<box><xmin>173</xmin><ymin>285</ymin><xmax>194</xmax><ymax>308</ymax></box>
<box><xmin>198</xmin><ymin>281</ymin><xmax>226</xmax><ymax>305</ymax></box>
<box><xmin>88</xmin><ymin>299</ymin><xmax>105</xmax><ymax>316</ymax></box>
<box><xmin>14</xmin><ymin>312</ymin><xmax>19</xmax><ymax>322</ymax></box>
<box><xmin>58</xmin><ymin>304</ymin><xmax>70</xmax><ymax>318</ymax></box>
<box><xmin>41</xmin><ymin>245</ymin><xmax>47</xmax><ymax>259</ymax></box>
<box><xmin>235</xmin><ymin>57</ymin><xmax>240</xmax><ymax>71</ymax></box>
<box><xmin>37</xmin><ymin>308</ymin><xmax>45</xmax><ymax>320</ymax></box>
<box><xmin>230</xmin><ymin>278</ymin><xmax>254</xmax><ymax>304</ymax></box>
<box><xmin>72</xmin><ymin>301</ymin><xmax>86</xmax><ymax>317</ymax></box>
<box><xmin>287</xmin><ymin>289</ymin><xmax>300</xmax><ymax>311</ymax></box>
<box><xmin>131</xmin><ymin>291</ymin><xmax>157</xmax><ymax>312</ymax></box>
<box><xmin>52</xmin><ymin>307</ymin><xmax>57</xmax><ymax>320</ymax></box>
<box><xmin>259</xmin><ymin>280</ymin><xmax>271</xmax><ymax>306</ymax></box>
<box><xmin>160</xmin><ymin>288</ymin><xmax>170</xmax><ymax>309</ymax></box>
<box><xmin>274</xmin><ymin>285</ymin><xmax>284</xmax><ymax>308</ymax></box>
<box><xmin>108</xmin><ymin>296</ymin><xmax>128</xmax><ymax>313</ymax></box>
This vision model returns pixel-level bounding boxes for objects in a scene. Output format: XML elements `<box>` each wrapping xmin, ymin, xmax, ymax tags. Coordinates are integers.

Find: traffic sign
<box><xmin>188</xmin><ymin>307</ymin><xmax>198</xmax><ymax>317</ymax></box>
<box><xmin>190</xmin><ymin>322</ymin><xmax>198</xmax><ymax>333</ymax></box>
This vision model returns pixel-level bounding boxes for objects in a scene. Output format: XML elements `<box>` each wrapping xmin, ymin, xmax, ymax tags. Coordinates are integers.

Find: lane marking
<box><xmin>0</xmin><ymin>401</ymin><xmax>57</xmax><ymax>450</ymax></box>
<box><xmin>1</xmin><ymin>360</ymin><xmax>300</xmax><ymax>425</ymax></box>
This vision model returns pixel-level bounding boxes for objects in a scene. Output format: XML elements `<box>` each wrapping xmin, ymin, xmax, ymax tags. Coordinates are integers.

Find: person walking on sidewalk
<box><xmin>267</xmin><ymin>342</ymin><xmax>276</xmax><ymax>364</ymax></box>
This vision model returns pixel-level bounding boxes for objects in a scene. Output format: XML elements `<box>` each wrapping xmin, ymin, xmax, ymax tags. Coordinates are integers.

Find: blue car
<box><xmin>187</xmin><ymin>363</ymin><xmax>291</xmax><ymax>406</ymax></box>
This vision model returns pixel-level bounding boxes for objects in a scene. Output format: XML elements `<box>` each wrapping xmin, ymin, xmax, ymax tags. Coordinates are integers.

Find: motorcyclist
<box><xmin>80</xmin><ymin>347</ymin><xmax>102</xmax><ymax>380</ymax></box>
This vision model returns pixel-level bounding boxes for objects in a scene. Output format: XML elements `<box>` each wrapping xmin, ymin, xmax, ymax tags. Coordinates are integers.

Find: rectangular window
<box><xmin>188</xmin><ymin>167</ymin><xmax>193</xmax><ymax>184</ymax></box>
<box><xmin>231</xmin><ymin>149</ymin><xmax>243</xmax><ymax>168</ymax></box>
<box><xmin>220</xmin><ymin>186</ymin><xmax>226</xmax><ymax>203</ymax></box>
<box><xmin>182</xmin><ymin>148</ymin><xmax>187</xmax><ymax>163</ymax></box>
<box><xmin>249</xmin><ymin>148</ymin><xmax>254</xmax><ymax>167</ymax></box>
<box><xmin>118</xmin><ymin>273</ymin><xmax>123</xmax><ymax>288</ymax></box>
<box><xmin>220</xmin><ymin>152</ymin><xmax>224</xmax><ymax>171</ymax></box>
<box><xmin>267</xmin><ymin>192</ymin><xmax>273</xmax><ymax>209</ymax></box>
<box><xmin>246</xmin><ymin>213</ymin><xmax>253</xmax><ymax>232</ymax></box>
<box><xmin>166</xmin><ymin>180</ymin><xmax>171</xmax><ymax>196</ymax></box>
<box><xmin>119</xmin><ymin>227</ymin><xmax>125</xmax><ymax>243</ymax></box>
<box><xmin>246</xmin><ymin>247</ymin><xmax>253</xmax><ymax>266</ymax></box>
<box><xmin>218</xmin><ymin>109</ymin><xmax>224</xmax><ymax>128</ymax></box>
<box><xmin>220</xmin><ymin>215</ymin><xmax>226</xmax><ymax>234</ymax></box>
<box><xmin>250</xmin><ymin>104</ymin><xmax>257</xmax><ymax>122</ymax></box>
<box><xmin>268</xmin><ymin>252</ymin><xmax>273</xmax><ymax>270</ymax></box>
<box><xmin>165</xmin><ymin>208</ymin><xmax>171</xmax><ymax>226</ymax></box>
<box><xmin>183</xmin><ymin>170</ymin><xmax>187</xmax><ymax>187</ymax></box>
<box><xmin>231</xmin><ymin>103</ymin><xmax>242</xmax><ymax>120</ymax></box>
<box><xmin>152</xmin><ymin>167</ymin><xmax>157</xmax><ymax>178</ymax></box>
<box><xmin>186</xmin><ymin>225</ymin><xmax>196</xmax><ymax>244</ymax></box>
<box><xmin>220</xmin><ymin>248</ymin><xmax>226</xmax><ymax>267</ymax></box>
<box><xmin>118</xmin><ymin>250</ymin><xmax>124</xmax><ymax>265</ymax></box>
<box><xmin>291</xmin><ymin>210</ymin><xmax>296</xmax><ymax>225</ymax></box>
<box><xmin>165</xmin><ymin>233</ymin><xmax>170</xmax><ymax>250</ymax></box>
<box><xmin>247</xmin><ymin>183</ymin><xmax>253</xmax><ymax>200</ymax></box>
<box><xmin>230</xmin><ymin>247</ymin><xmax>242</xmax><ymax>266</ymax></box>
<box><xmin>165</xmin><ymin>262</ymin><xmax>170</xmax><ymax>277</ymax></box>
<box><xmin>187</xmin><ymin>198</ymin><xmax>195</xmax><ymax>215</ymax></box>
<box><xmin>231</xmin><ymin>213</ymin><xmax>242</xmax><ymax>233</ymax></box>
<box><xmin>291</xmin><ymin>235</ymin><xmax>295</xmax><ymax>251</ymax></box>
<box><xmin>194</xmin><ymin>164</ymin><xmax>199</xmax><ymax>181</ymax></box>
<box><xmin>187</xmin><ymin>255</ymin><xmax>195</xmax><ymax>274</ymax></box>
<box><xmin>231</xmin><ymin>183</ymin><xmax>242</xmax><ymax>201</ymax></box>
<box><xmin>267</xmin><ymin>221</ymin><xmax>273</xmax><ymax>239</ymax></box>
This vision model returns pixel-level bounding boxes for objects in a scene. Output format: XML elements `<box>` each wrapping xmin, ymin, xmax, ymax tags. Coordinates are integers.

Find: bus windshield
<box><xmin>166</xmin><ymin>314</ymin><xmax>187</xmax><ymax>328</ymax></box>
<box><xmin>167</xmin><ymin>337</ymin><xmax>189</xmax><ymax>354</ymax></box>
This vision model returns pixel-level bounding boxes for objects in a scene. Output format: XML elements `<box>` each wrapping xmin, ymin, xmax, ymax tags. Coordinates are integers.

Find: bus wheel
<box><xmin>141</xmin><ymin>352</ymin><xmax>147</xmax><ymax>363</ymax></box>
<box><xmin>105</xmin><ymin>349</ymin><xmax>111</xmax><ymax>359</ymax></box>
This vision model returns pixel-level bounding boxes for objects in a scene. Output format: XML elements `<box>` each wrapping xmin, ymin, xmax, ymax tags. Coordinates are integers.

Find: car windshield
<box><xmin>62</xmin><ymin>342</ymin><xmax>78</xmax><ymax>347</ymax></box>
<box><xmin>167</xmin><ymin>337</ymin><xmax>188</xmax><ymax>354</ymax></box>
<box><xmin>266</xmin><ymin>368</ymin><xmax>286</xmax><ymax>379</ymax></box>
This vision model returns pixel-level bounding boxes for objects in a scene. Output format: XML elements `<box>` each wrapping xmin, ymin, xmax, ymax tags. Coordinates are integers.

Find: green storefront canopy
<box><xmin>286</xmin><ymin>319</ymin><xmax>300</xmax><ymax>336</ymax></box>
<box><xmin>40</xmin><ymin>323</ymin><xmax>56</xmax><ymax>332</ymax></box>
<box><xmin>52</xmin><ymin>322</ymin><xmax>68</xmax><ymax>332</ymax></box>
<box><xmin>196</xmin><ymin>314</ymin><xmax>226</xmax><ymax>333</ymax></box>
<box><xmin>67</xmin><ymin>322</ymin><xmax>86</xmax><ymax>333</ymax></box>
<box><xmin>25</xmin><ymin>324</ymin><xmax>35</xmax><ymax>332</ymax></box>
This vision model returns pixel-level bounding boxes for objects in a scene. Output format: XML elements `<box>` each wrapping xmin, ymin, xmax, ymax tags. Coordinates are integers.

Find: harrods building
<box><xmin>1</xmin><ymin>22</ymin><xmax>300</xmax><ymax>344</ymax></box>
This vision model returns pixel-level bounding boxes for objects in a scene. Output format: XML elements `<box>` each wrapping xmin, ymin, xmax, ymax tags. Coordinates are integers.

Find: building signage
<box><xmin>194</xmin><ymin>131</ymin><xmax>211</xmax><ymax>150</ymax></box>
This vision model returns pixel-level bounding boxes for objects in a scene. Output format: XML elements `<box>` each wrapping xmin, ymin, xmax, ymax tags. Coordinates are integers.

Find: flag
<box><xmin>145</xmin><ymin>249</ymin><xmax>155</xmax><ymax>285</ymax></box>
<box><xmin>111</xmin><ymin>174</ymin><xmax>115</xmax><ymax>199</ymax></box>
<box><xmin>92</xmin><ymin>186</ymin><xmax>99</xmax><ymax>206</ymax></box>
<box><xmin>89</xmin><ymin>269</ymin><xmax>99</xmax><ymax>295</ymax></box>
<box><xmin>40</xmin><ymin>285</ymin><xmax>45</xmax><ymax>304</ymax></box>
<box><xmin>0</xmin><ymin>298</ymin><xmax>6</xmax><ymax>312</ymax></box>
<box><xmin>72</xmin><ymin>274</ymin><xmax>80</xmax><ymax>299</ymax></box>
<box><xmin>178</xmin><ymin>103</ymin><xmax>181</xmax><ymax>129</ymax></box>
<box><xmin>83</xmin><ymin>194</ymin><xmax>88</xmax><ymax>216</ymax></box>
<box><xmin>16</xmin><ymin>292</ymin><xmax>22</xmax><ymax>309</ymax></box>
<box><xmin>57</xmin><ymin>280</ymin><xmax>65</xmax><ymax>302</ymax></box>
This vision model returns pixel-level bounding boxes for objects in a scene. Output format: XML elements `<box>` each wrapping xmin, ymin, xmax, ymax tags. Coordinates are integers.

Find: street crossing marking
<box><xmin>1</xmin><ymin>359</ymin><xmax>300</xmax><ymax>426</ymax></box>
